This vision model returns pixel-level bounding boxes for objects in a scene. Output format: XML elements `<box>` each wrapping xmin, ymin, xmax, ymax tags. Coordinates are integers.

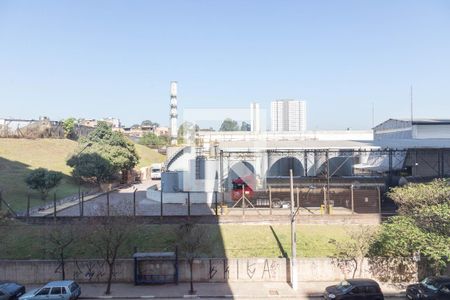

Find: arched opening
<box><xmin>267</xmin><ymin>157</ymin><xmax>304</xmax><ymax>177</ymax></box>
<box><xmin>317</xmin><ymin>156</ymin><xmax>353</xmax><ymax>177</ymax></box>
<box><xmin>227</xmin><ymin>161</ymin><xmax>256</xmax><ymax>190</ymax></box>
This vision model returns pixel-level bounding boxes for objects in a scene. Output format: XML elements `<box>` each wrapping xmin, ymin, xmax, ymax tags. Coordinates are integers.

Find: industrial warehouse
<box><xmin>153</xmin><ymin>117</ymin><xmax>450</xmax><ymax>215</ymax></box>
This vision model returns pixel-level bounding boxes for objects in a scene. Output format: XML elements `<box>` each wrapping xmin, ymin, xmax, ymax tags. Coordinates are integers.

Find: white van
<box><xmin>150</xmin><ymin>163</ymin><xmax>163</xmax><ymax>180</ymax></box>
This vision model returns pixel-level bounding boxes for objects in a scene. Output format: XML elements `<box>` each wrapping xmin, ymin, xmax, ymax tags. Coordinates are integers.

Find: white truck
<box><xmin>150</xmin><ymin>163</ymin><xmax>163</xmax><ymax>180</ymax></box>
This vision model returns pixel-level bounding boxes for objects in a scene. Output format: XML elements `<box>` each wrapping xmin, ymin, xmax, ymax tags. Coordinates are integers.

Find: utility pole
<box><xmin>410</xmin><ymin>85</ymin><xmax>414</xmax><ymax>124</ymax></box>
<box><xmin>289</xmin><ymin>169</ymin><xmax>298</xmax><ymax>290</ymax></box>
<box><xmin>371</xmin><ymin>102</ymin><xmax>375</xmax><ymax>128</ymax></box>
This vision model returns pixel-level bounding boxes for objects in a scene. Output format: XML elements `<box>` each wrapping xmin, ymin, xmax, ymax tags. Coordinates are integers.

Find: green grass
<box><xmin>0</xmin><ymin>139</ymin><xmax>165</xmax><ymax>212</ymax></box>
<box><xmin>0</xmin><ymin>139</ymin><xmax>82</xmax><ymax>212</ymax></box>
<box><xmin>135</xmin><ymin>144</ymin><xmax>165</xmax><ymax>168</ymax></box>
<box><xmin>0</xmin><ymin>223</ymin><xmax>362</xmax><ymax>259</ymax></box>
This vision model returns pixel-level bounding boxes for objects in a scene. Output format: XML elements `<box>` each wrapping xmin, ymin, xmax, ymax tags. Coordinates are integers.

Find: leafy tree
<box><xmin>67</xmin><ymin>152</ymin><xmax>116</xmax><ymax>184</ymax></box>
<box><xmin>138</xmin><ymin>132</ymin><xmax>167</xmax><ymax>148</ymax></box>
<box><xmin>141</xmin><ymin>120</ymin><xmax>159</xmax><ymax>127</ymax></box>
<box><xmin>240</xmin><ymin>121</ymin><xmax>251</xmax><ymax>131</ymax></box>
<box><xmin>329</xmin><ymin>225</ymin><xmax>378</xmax><ymax>278</ymax></box>
<box><xmin>178</xmin><ymin>122</ymin><xmax>199</xmax><ymax>145</ymax></box>
<box><xmin>219</xmin><ymin>118</ymin><xmax>239</xmax><ymax>131</ymax></box>
<box><xmin>176</xmin><ymin>222</ymin><xmax>211</xmax><ymax>295</ymax></box>
<box><xmin>67</xmin><ymin>122</ymin><xmax>139</xmax><ymax>184</ymax></box>
<box><xmin>62</xmin><ymin>118</ymin><xmax>78</xmax><ymax>140</ymax></box>
<box><xmin>370</xmin><ymin>179</ymin><xmax>450</xmax><ymax>275</ymax></box>
<box><xmin>25</xmin><ymin>168</ymin><xmax>63</xmax><ymax>200</ymax></box>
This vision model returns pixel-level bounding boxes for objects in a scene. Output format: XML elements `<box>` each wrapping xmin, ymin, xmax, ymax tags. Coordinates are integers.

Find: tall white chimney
<box><xmin>170</xmin><ymin>81</ymin><xmax>178</xmax><ymax>145</ymax></box>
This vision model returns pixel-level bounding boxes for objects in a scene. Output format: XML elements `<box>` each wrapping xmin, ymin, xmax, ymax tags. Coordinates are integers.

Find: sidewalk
<box><xmin>28</xmin><ymin>281</ymin><xmax>406</xmax><ymax>299</ymax></box>
<box><xmin>30</xmin><ymin>179</ymin><xmax>157</xmax><ymax>217</ymax></box>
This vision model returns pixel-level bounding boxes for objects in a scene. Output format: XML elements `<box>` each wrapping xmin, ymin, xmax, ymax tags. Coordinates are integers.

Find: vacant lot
<box><xmin>0</xmin><ymin>223</ymin><xmax>358</xmax><ymax>259</ymax></box>
<box><xmin>0</xmin><ymin>138</ymin><xmax>164</xmax><ymax>212</ymax></box>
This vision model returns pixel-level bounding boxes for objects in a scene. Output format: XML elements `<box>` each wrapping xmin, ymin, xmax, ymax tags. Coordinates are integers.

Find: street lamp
<box><xmin>289</xmin><ymin>169</ymin><xmax>298</xmax><ymax>290</ymax></box>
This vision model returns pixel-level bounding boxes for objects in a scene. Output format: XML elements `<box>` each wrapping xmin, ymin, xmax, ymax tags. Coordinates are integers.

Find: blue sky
<box><xmin>0</xmin><ymin>0</ymin><xmax>449</xmax><ymax>129</ymax></box>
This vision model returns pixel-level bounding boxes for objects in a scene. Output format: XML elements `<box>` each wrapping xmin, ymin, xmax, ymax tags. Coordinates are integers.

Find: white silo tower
<box><xmin>169</xmin><ymin>81</ymin><xmax>178</xmax><ymax>145</ymax></box>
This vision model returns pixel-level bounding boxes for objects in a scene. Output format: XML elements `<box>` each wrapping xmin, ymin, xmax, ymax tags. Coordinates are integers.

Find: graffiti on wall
<box><xmin>53</xmin><ymin>260</ymin><xmax>123</xmax><ymax>282</ymax></box>
<box><xmin>207</xmin><ymin>259</ymin><xmax>282</xmax><ymax>281</ymax></box>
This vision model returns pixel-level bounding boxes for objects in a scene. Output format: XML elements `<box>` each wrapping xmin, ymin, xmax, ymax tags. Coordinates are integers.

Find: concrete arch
<box><xmin>267</xmin><ymin>156</ymin><xmax>304</xmax><ymax>177</ymax></box>
<box><xmin>317</xmin><ymin>156</ymin><xmax>353</xmax><ymax>177</ymax></box>
<box><xmin>227</xmin><ymin>160</ymin><xmax>256</xmax><ymax>189</ymax></box>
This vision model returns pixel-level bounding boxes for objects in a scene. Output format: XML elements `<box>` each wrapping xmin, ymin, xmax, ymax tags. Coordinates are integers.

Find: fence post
<box><xmin>269</xmin><ymin>186</ymin><xmax>272</xmax><ymax>216</ymax></box>
<box><xmin>377</xmin><ymin>186</ymin><xmax>381</xmax><ymax>214</ymax></box>
<box><xmin>133</xmin><ymin>189</ymin><xmax>137</xmax><ymax>217</ymax></box>
<box><xmin>160</xmin><ymin>189</ymin><xmax>163</xmax><ymax>220</ymax></box>
<box><xmin>27</xmin><ymin>194</ymin><xmax>31</xmax><ymax>220</ymax></box>
<box><xmin>350</xmin><ymin>185</ymin><xmax>354</xmax><ymax>214</ymax></box>
<box><xmin>214</xmin><ymin>191</ymin><xmax>218</xmax><ymax>216</ymax></box>
<box><xmin>81</xmin><ymin>192</ymin><xmax>84</xmax><ymax>217</ymax></box>
<box><xmin>187</xmin><ymin>192</ymin><xmax>191</xmax><ymax>219</ymax></box>
<box><xmin>106</xmin><ymin>191</ymin><xmax>110</xmax><ymax>217</ymax></box>
<box><xmin>242</xmin><ymin>185</ymin><xmax>245</xmax><ymax>218</ymax></box>
<box><xmin>78</xmin><ymin>189</ymin><xmax>82</xmax><ymax>216</ymax></box>
<box><xmin>53</xmin><ymin>192</ymin><xmax>57</xmax><ymax>220</ymax></box>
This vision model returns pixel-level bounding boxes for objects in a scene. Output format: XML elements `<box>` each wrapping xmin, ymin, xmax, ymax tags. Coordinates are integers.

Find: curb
<box><xmin>79</xmin><ymin>293</ymin><xmax>406</xmax><ymax>299</ymax></box>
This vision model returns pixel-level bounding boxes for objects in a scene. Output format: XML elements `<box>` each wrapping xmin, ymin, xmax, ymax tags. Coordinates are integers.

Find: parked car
<box><xmin>406</xmin><ymin>276</ymin><xmax>450</xmax><ymax>300</ymax></box>
<box><xmin>324</xmin><ymin>278</ymin><xmax>384</xmax><ymax>299</ymax></box>
<box><xmin>0</xmin><ymin>282</ymin><xmax>26</xmax><ymax>300</ymax></box>
<box><xmin>19</xmin><ymin>281</ymin><xmax>80</xmax><ymax>300</ymax></box>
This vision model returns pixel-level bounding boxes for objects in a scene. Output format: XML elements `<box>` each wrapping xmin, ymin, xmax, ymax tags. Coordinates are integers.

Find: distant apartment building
<box><xmin>271</xmin><ymin>99</ymin><xmax>306</xmax><ymax>132</ymax></box>
<box><xmin>101</xmin><ymin>117</ymin><xmax>121</xmax><ymax>128</ymax></box>
<box><xmin>78</xmin><ymin>118</ymin><xmax>98</xmax><ymax>128</ymax></box>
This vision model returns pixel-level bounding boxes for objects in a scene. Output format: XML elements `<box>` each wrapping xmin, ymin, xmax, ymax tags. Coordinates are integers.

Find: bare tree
<box><xmin>176</xmin><ymin>222</ymin><xmax>211</xmax><ymax>295</ymax></box>
<box><xmin>329</xmin><ymin>225</ymin><xmax>378</xmax><ymax>278</ymax></box>
<box><xmin>45</xmin><ymin>224</ymin><xmax>75</xmax><ymax>280</ymax></box>
<box><xmin>90</xmin><ymin>204</ymin><xmax>134</xmax><ymax>295</ymax></box>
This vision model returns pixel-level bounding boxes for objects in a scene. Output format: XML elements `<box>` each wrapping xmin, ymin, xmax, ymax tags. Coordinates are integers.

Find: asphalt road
<box><xmin>92</xmin><ymin>297</ymin><xmax>404</xmax><ymax>300</ymax></box>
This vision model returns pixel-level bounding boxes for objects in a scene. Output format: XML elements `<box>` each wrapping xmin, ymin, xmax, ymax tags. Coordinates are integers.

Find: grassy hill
<box><xmin>0</xmin><ymin>138</ymin><xmax>165</xmax><ymax>212</ymax></box>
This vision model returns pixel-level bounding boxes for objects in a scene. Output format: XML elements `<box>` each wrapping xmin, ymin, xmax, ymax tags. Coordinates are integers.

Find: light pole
<box><xmin>289</xmin><ymin>169</ymin><xmax>298</xmax><ymax>290</ymax></box>
<box><xmin>74</xmin><ymin>142</ymin><xmax>93</xmax><ymax>214</ymax></box>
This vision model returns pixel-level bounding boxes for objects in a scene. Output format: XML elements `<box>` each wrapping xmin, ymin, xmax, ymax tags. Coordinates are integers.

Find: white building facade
<box><xmin>373</xmin><ymin>118</ymin><xmax>450</xmax><ymax>140</ymax></box>
<box><xmin>271</xmin><ymin>99</ymin><xmax>306</xmax><ymax>132</ymax></box>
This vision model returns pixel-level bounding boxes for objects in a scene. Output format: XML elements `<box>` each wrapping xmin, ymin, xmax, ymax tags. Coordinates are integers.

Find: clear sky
<box><xmin>1</xmin><ymin>0</ymin><xmax>449</xmax><ymax>129</ymax></box>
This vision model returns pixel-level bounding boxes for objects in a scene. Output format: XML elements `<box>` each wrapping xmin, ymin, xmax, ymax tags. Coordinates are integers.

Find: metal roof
<box><xmin>218</xmin><ymin>140</ymin><xmax>377</xmax><ymax>150</ymax></box>
<box><xmin>218</xmin><ymin>138</ymin><xmax>450</xmax><ymax>151</ymax></box>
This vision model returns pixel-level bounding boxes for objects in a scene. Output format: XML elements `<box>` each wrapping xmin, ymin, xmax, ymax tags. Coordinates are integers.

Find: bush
<box><xmin>25</xmin><ymin>168</ymin><xmax>63</xmax><ymax>200</ymax></box>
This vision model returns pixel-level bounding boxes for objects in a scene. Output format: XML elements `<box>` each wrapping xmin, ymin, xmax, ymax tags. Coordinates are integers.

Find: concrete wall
<box><xmin>0</xmin><ymin>258</ymin><xmax>416</xmax><ymax>284</ymax></box>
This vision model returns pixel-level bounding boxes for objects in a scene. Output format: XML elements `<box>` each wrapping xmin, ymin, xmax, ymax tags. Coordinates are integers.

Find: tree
<box><xmin>387</xmin><ymin>179</ymin><xmax>450</xmax><ymax>236</ymax></box>
<box><xmin>141</xmin><ymin>120</ymin><xmax>159</xmax><ymax>128</ymax></box>
<box><xmin>63</xmin><ymin>118</ymin><xmax>78</xmax><ymax>140</ymax></box>
<box><xmin>67</xmin><ymin>122</ymin><xmax>139</xmax><ymax>184</ymax></box>
<box><xmin>329</xmin><ymin>225</ymin><xmax>378</xmax><ymax>278</ymax></box>
<box><xmin>45</xmin><ymin>224</ymin><xmax>75</xmax><ymax>280</ymax></box>
<box><xmin>178</xmin><ymin>122</ymin><xmax>199</xmax><ymax>144</ymax></box>
<box><xmin>138</xmin><ymin>132</ymin><xmax>167</xmax><ymax>148</ymax></box>
<box><xmin>176</xmin><ymin>222</ymin><xmax>211</xmax><ymax>295</ymax></box>
<box><xmin>90</xmin><ymin>206</ymin><xmax>134</xmax><ymax>295</ymax></box>
<box><xmin>67</xmin><ymin>152</ymin><xmax>116</xmax><ymax>184</ymax></box>
<box><xmin>219</xmin><ymin>118</ymin><xmax>239</xmax><ymax>131</ymax></box>
<box><xmin>370</xmin><ymin>179</ymin><xmax>450</xmax><ymax>275</ymax></box>
<box><xmin>240</xmin><ymin>121</ymin><xmax>251</xmax><ymax>131</ymax></box>
<box><xmin>25</xmin><ymin>168</ymin><xmax>63</xmax><ymax>200</ymax></box>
